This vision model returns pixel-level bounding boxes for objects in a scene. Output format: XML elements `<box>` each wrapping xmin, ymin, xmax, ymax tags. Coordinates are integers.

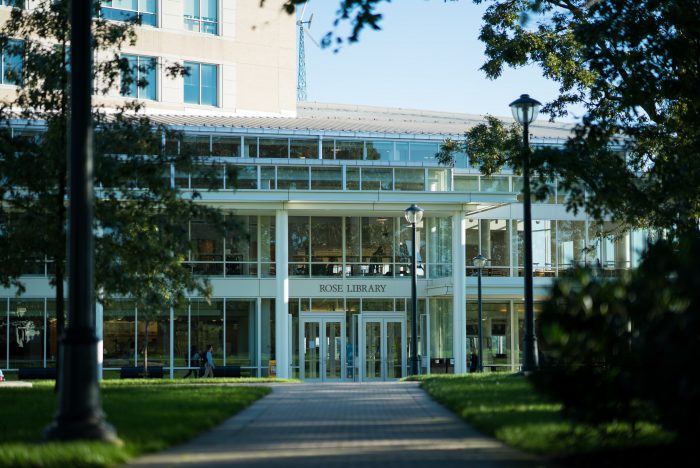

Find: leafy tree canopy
<box><xmin>283</xmin><ymin>0</ymin><xmax>700</xmax><ymax>233</ymax></box>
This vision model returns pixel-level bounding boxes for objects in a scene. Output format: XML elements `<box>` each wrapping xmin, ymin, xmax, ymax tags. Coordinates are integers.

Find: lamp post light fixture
<box><xmin>404</xmin><ymin>204</ymin><xmax>424</xmax><ymax>376</ymax></box>
<box><xmin>509</xmin><ymin>94</ymin><xmax>541</xmax><ymax>373</ymax></box>
<box><xmin>473</xmin><ymin>254</ymin><xmax>488</xmax><ymax>373</ymax></box>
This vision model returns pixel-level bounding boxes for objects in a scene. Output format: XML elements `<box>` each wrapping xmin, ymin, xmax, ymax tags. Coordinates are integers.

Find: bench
<box><xmin>18</xmin><ymin>367</ymin><xmax>57</xmax><ymax>380</ymax></box>
<box><xmin>119</xmin><ymin>366</ymin><xmax>164</xmax><ymax>379</ymax></box>
<box><xmin>212</xmin><ymin>365</ymin><xmax>241</xmax><ymax>378</ymax></box>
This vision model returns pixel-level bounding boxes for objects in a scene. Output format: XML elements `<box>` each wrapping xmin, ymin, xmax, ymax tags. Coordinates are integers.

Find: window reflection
<box><xmin>226</xmin><ymin>300</ymin><xmax>256</xmax><ymax>368</ymax></box>
<box><xmin>467</xmin><ymin>302</ymin><xmax>511</xmax><ymax>369</ymax></box>
<box><xmin>103</xmin><ymin>300</ymin><xmax>136</xmax><ymax>368</ymax></box>
<box><xmin>9</xmin><ymin>299</ymin><xmax>43</xmax><ymax>368</ymax></box>
<box><xmin>191</xmin><ymin>299</ymin><xmax>224</xmax><ymax>363</ymax></box>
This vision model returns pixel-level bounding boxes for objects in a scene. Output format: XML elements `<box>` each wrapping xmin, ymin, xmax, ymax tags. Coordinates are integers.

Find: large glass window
<box><xmin>121</xmin><ymin>54</ymin><xmax>156</xmax><ymax>100</ymax></box>
<box><xmin>467</xmin><ymin>302</ymin><xmax>511</xmax><ymax>369</ymax></box>
<box><xmin>229</xmin><ymin>165</ymin><xmax>257</xmax><ymax>189</ymax></box>
<box><xmin>289</xmin><ymin>216</ymin><xmax>310</xmax><ymax>276</ymax></box>
<box><xmin>556</xmin><ymin>220</ymin><xmax>586</xmax><ymax>273</ymax></box>
<box><xmin>427</xmin><ymin>217</ymin><xmax>452</xmax><ymax>278</ymax></box>
<box><xmin>259</xmin><ymin>138</ymin><xmax>289</xmax><ymax>158</ymax></box>
<box><xmin>1</xmin><ymin>39</ymin><xmax>22</xmax><ymax>85</ymax></box>
<box><xmin>410</xmin><ymin>142</ymin><xmax>439</xmax><ymax>162</ymax></box>
<box><xmin>334</xmin><ymin>140</ymin><xmax>363</xmax><ymax>160</ymax></box>
<box><xmin>136</xmin><ymin>306</ymin><xmax>170</xmax><ymax>368</ymax></box>
<box><xmin>212</xmin><ymin>136</ymin><xmax>240</xmax><ymax>157</ymax></box>
<box><xmin>311</xmin><ymin>167</ymin><xmax>342</xmax><ymax>190</ymax></box>
<box><xmin>226</xmin><ymin>300</ymin><xmax>256</xmax><ymax>369</ymax></box>
<box><xmin>184</xmin><ymin>62</ymin><xmax>217</xmax><ymax>106</ymax></box>
<box><xmin>394</xmin><ymin>168</ymin><xmax>424</xmax><ymax>191</ymax></box>
<box><xmin>428</xmin><ymin>169</ymin><xmax>449</xmax><ymax>191</ymax></box>
<box><xmin>8</xmin><ymin>299</ymin><xmax>43</xmax><ymax>368</ymax></box>
<box><xmin>101</xmin><ymin>0</ymin><xmax>157</xmax><ymax>27</ymax></box>
<box><xmin>184</xmin><ymin>0</ymin><xmax>218</xmax><ymax>34</ymax></box>
<box><xmin>310</xmin><ymin>217</ymin><xmax>343</xmax><ymax>277</ymax></box>
<box><xmin>190</xmin><ymin>221</ymin><xmax>223</xmax><ymax>276</ymax></box>
<box><xmin>466</xmin><ymin>219</ymin><xmax>510</xmax><ymax>277</ymax></box>
<box><xmin>366</xmin><ymin>141</ymin><xmax>394</xmax><ymax>161</ymax></box>
<box><xmin>481</xmin><ymin>176</ymin><xmax>509</xmax><ymax>192</ymax></box>
<box><xmin>429</xmin><ymin>298</ymin><xmax>453</xmax><ymax>374</ymax></box>
<box><xmin>174</xmin><ymin>303</ymin><xmax>190</xmax><ymax>373</ymax></box>
<box><xmin>103</xmin><ymin>300</ymin><xmax>136</xmax><ymax>368</ymax></box>
<box><xmin>453</xmin><ymin>176</ymin><xmax>478</xmax><ymax>192</ymax></box>
<box><xmin>260</xmin><ymin>216</ymin><xmax>276</xmax><ymax>277</ymax></box>
<box><xmin>190</xmin><ymin>299</ymin><xmax>224</xmax><ymax>364</ymax></box>
<box><xmin>514</xmin><ymin>220</ymin><xmax>555</xmax><ymax>277</ymax></box>
<box><xmin>226</xmin><ymin>216</ymin><xmax>258</xmax><ymax>277</ymax></box>
<box><xmin>261</xmin><ymin>299</ymin><xmax>275</xmax><ymax>376</ymax></box>
<box><xmin>277</xmin><ymin>166</ymin><xmax>309</xmax><ymax>190</ymax></box>
<box><xmin>362</xmin><ymin>217</ymin><xmax>394</xmax><ymax>276</ymax></box>
<box><xmin>46</xmin><ymin>300</ymin><xmax>57</xmax><ymax>367</ymax></box>
<box><xmin>361</xmin><ymin>167</ymin><xmax>392</xmax><ymax>191</ymax></box>
<box><xmin>290</xmin><ymin>139</ymin><xmax>317</xmax><ymax>159</ymax></box>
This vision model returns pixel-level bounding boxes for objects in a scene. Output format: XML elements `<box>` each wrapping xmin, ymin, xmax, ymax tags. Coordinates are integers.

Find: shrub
<box><xmin>532</xmin><ymin>232</ymin><xmax>700</xmax><ymax>444</ymax></box>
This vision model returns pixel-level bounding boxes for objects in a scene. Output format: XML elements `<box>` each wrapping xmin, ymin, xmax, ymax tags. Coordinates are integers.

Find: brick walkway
<box><xmin>130</xmin><ymin>382</ymin><xmax>544</xmax><ymax>467</ymax></box>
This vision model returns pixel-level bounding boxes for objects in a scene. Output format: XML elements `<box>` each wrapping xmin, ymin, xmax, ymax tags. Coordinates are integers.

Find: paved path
<box><xmin>130</xmin><ymin>382</ymin><xmax>544</xmax><ymax>467</ymax></box>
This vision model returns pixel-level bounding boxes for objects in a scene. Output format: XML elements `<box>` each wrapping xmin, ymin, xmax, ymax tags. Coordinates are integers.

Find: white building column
<box><xmin>275</xmin><ymin>209</ymin><xmax>290</xmax><ymax>378</ymax></box>
<box><xmin>452</xmin><ymin>212</ymin><xmax>467</xmax><ymax>374</ymax></box>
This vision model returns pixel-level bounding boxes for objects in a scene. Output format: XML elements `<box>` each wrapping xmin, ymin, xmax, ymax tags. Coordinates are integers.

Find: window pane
<box><xmin>226</xmin><ymin>300</ymin><xmax>256</xmax><ymax>367</ymax></box>
<box><xmin>410</xmin><ymin>142</ymin><xmax>438</xmax><ymax>162</ymax></box>
<box><xmin>201</xmin><ymin>0</ymin><xmax>217</xmax><ymax>20</ymax></box>
<box><xmin>136</xmin><ymin>309</ymin><xmax>170</xmax><ymax>368</ymax></box>
<box><xmin>141</xmin><ymin>56</ymin><xmax>156</xmax><ymax>100</ymax></box>
<box><xmin>277</xmin><ymin>166</ymin><xmax>309</xmax><ymax>190</ymax></box>
<box><xmin>184</xmin><ymin>62</ymin><xmax>200</xmax><ymax>104</ymax></box>
<box><xmin>335</xmin><ymin>140</ymin><xmax>363</xmax><ymax>160</ymax></box>
<box><xmin>346</xmin><ymin>167</ymin><xmax>360</xmax><ymax>190</ymax></box>
<box><xmin>259</xmin><ymin>138</ymin><xmax>288</xmax><ymax>158</ymax></box>
<box><xmin>310</xmin><ymin>216</ymin><xmax>342</xmax><ymax>268</ymax></box>
<box><xmin>200</xmin><ymin>64</ymin><xmax>217</xmax><ymax>106</ymax></box>
<box><xmin>9</xmin><ymin>299</ymin><xmax>44</xmax><ymax>368</ymax></box>
<box><xmin>310</xmin><ymin>167</ymin><xmax>342</xmax><ymax>190</ymax></box>
<box><xmin>322</xmin><ymin>140</ymin><xmax>335</xmax><ymax>159</ymax></box>
<box><xmin>454</xmin><ymin>176</ymin><xmax>478</xmax><ymax>191</ymax></box>
<box><xmin>184</xmin><ymin>0</ymin><xmax>197</xmax><ymax>17</ymax></box>
<box><xmin>394</xmin><ymin>168</ymin><xmax>424</xmax><ymax>191</ymax></box>
<box><xmin>361</xmin><ymin>167</ymin><xmax>392</xmax><ymax>191</ymax></box>
<box><xmin>260</xmin><ymin>166</ymin><xmax>275</xmax><ymax>190</ymax></box>
<box><xmin>366</xmin><ymin>141</ymin><xmax>394</xmax><ymax>161</ymax></box>
<box><xmin>428</xmin><ymin>169</ymin><xmax>449</xmax><ymax>191</ymax></box>
<box><xmin>556</xmin><ymin>220</ymin><xmax>585</xmax><ymax>272</ymax></box>
<box><xmin>395</xmin><ymin>142</ymin><xmax>409</xmax><ymax>161</ymax></box>
<box><xmin>290</xmin><ymin>139</ymin><xmax>317</xmax><ymax>159</ymax></box>
<box><xmin>481</xmin><ymin>176</ymin><xmax>509</xmax><ymax>192</ymax></box>
<box><xmin>289</xmin><ymin>216</ymin><xmax>310</xmax><ymax>276</ymax></box>
<box><xmin>191</xmin><ymin>299</ymin><xmax>224</xmax><ymax>363</ymax></box>
<box><xmin>104</xmin><ymin>300</ymin><xmax>136</xmax><ymax>368</ymax></box>
<box><xmin>226</xmin><ymin>216</ymin><xmax>257</xmax><ymax>276</ymax></box>
<box><xmin>362</xmin><ymin>217</ymin><xmax>393</xmax><ymax>276</ymax></box>
<box><xmin>229</xmin><ymin>165</ymin><xmax>257</xmax><ymax>189</ymax></box>
<box><xmin>121</xmin><ymin>54</ymin><xmax>138</xmax><ymax>97</ymax></box>
<box><xmin>243</xmin><ymin>136</ymin><xmax>257</xmax><ymax>157</ymax></box>
<box><xmin>212</xmin><ymin>136</ymin><xmax>240</xmax><ymax>157</ymax></box>
<box><xmin>427</xmin><ymin>217</ymin><xmax>452</xmax><ymax>278</ymax></box>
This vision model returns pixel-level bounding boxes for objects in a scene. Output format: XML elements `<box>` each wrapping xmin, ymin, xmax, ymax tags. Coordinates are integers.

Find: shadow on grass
<box><xmin>416</xmin><ymin>373</ymin><xmax>676</xmax><ymax>465</ymax></box>
<box><xmin>0</xmin><ymin>383</ymin><xmax>270</xmax><ymax>467</ymax></box>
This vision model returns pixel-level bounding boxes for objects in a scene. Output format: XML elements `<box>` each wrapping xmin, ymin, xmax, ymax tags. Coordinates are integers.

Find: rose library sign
<box><xmin>319</xmin><ymin>283</ymin><xmax>387</xmax><ymax>293</ymax></box>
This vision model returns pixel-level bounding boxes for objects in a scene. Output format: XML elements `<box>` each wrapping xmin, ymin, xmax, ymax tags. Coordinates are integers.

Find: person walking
<box><xmin>203</xmin><ymin>344</ymin><xmax>215</xmax><ymax>378</ymax></box>
<box><xmin>183</xmin><ymin>346</ymin><xmax>200</xmax><ymax>379</ymax></box>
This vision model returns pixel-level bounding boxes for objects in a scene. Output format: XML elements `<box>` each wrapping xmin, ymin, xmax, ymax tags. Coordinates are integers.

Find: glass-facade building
<box><xmin>0</xmin><ymin>104</ymin><xmax>648</xmax><ymax>380</ymax></box>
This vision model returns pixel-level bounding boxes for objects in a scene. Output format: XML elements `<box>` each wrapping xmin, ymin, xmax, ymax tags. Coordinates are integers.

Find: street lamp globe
<box><xmin>404</xmin><ymin>204</ymin><xmax>424</xmax><ymax>225</ymax></box>
<box><xmin>473</xmin><ymin>254</ymin><xmax>488</xmax><ymax>269</ymax></box>
<box><xmin>509</xmin><ymin>94</ymin><xmax>542</xmax><ymax>125</ymax></box>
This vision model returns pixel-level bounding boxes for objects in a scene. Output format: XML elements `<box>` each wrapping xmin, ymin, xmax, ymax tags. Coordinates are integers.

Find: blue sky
<box><xmin>301</xmin><ymin>1</ymin><xmax>582</xmax><ymax>122</ymax></box>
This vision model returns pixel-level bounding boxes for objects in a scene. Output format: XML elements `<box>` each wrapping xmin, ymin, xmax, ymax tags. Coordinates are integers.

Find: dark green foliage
<box><xmin>533</xmin><ymin>233</ymin><xmax>700</xmax><ymax>445</ymax></box>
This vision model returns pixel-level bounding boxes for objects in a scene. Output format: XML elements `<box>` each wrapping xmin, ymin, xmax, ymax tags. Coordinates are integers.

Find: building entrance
<box><xmin>359</xmin><ymin>313</ymin><xmax>406</xmax><ymax>381</ymax></box>
<box><xmin>299</xmin><ymin>313</ymin><xmax>346</xmax><ymax>381</ymax></box>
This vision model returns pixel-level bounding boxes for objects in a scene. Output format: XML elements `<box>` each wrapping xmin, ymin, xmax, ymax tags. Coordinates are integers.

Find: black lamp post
<box><xmin>44</xmin><ymin>0</ymin><xmax>117</xmax><ymax>442</ymax></box>
<box><xmin>509</xmin><ymin>94</ymin><xmax>541</xmax><ymax>373</ymax></box>
<box><xmin>404</xmin><ymin>204</ymin><xmax>424</xmax><ymax>376</ymax></box>
<box><xmin>473</xmin><ymin>254</ymin><xmax>487</xmax><ymax>372</ymax></box>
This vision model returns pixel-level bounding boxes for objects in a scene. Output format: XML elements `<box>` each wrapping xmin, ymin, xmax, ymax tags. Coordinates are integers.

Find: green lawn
<box><xmin>413</xmin><ymin>374</ymin><xmax>676</xmax><ymax>466</ymax></box>
<box><xmin>0</xmin><ymin>380</ymin><xmax>272</xmax><ymax>467</ymax></box>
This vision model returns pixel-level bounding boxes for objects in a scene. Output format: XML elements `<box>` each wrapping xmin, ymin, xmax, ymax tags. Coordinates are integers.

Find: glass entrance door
<box><xmin>360</xmin><ymin>314</ymin><xmax>406</xmax><ymax>381</ymax></box>
<box><xmin>300</xmin><ymin>313</ymin><xmax>346</xmax><ymax>381</ymax></box>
